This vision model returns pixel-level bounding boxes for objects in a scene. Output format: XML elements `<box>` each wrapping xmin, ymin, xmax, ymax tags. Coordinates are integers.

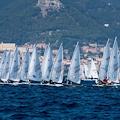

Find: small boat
<box><xmin>80</xmin><ymin>67</ymin><xmax>85</xmax><ymax>80</ymax></box>
<box><xmin>42</xmin><ymin>43</ymin><xmax>53</xmax><ymax>83</ymax></box>
<box><xmin>1</xmin><ymin>50</ymin><xmax>11</xmax><ymax>82</ymax></box>
<box><xmin>28</xmin><ymin>44</ymin><xmax>42</xmax><ymax>83</ymax></box>
<box><xmin>48</xmin><ymin>43</ymin><xmax>63</xmax><ymax>86</ymax></box>
<box><xmin>118</xmin><ymin>54</ymin><xmax>120</xmax><ymax>81</ymax></box>
<box><xmin>87</xmin><ymin>59</ymin><xmax>98</xmax><ymax>80</ymax></box>
<box><xmin>9</xmin><ymin>46</ymin><xmax>20</xmax><ymax>82</ymax></box>
<box><xmin>84</xmin><ymin>63</ymin><xmax>88</xmax><ymax>78</ymax></box>
<box><xmin>96</xmin><ymin>40</ymin><xmax>110</xmax><ymax>84</ymax></box>
<box><xmin>19</xmin><ymin>48</ymin><xmax>30</xmax><ymax>82</ymax></box>
<box><xmin>0</xmin><ymin>50</ymin><xmax>7</xmax><ymax>79</ymax></box>
<box><xmin>107</xmin><ymin>37</ymin><xmax>119</xmax><ymax>84</ymax></box>
<box><xmin>67</xmin><ymin>42</ymin><xmax>81</xmax><ymax>85</ymax></box>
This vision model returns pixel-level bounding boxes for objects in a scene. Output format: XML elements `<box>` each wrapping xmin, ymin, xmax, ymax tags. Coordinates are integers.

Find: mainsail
<box><xmin>20</xmin><ymin>48</ymin><xmax>30</xmax><ymax>82</ymax></box>
<box><xmin>28</xmin><ymin>45</ymin><xmax>42</xmax><ymax>82</ymax></box>
<box><xmin>67</xmin><ymin>42</ymin><xmax>81</xmax><ymax>84</ymax></box>
<box><xmin>42</xmin><ymin>43</ymin><xmax>53</xmax><ymax>81</ymax></box>
<box><xmin>108</xmin><ymin>37</ymin><xmax>119</xmax><ymax>83</ymax></box>
<box><xmin>99</xmin><ymin>40</ymin><xmax>110</xmax><ymax>81</ymax></box>
<box><xmin>0</xmin><ymin>50</ymin><xmax>7</xmax><ymax>78</ymax></box>
<box><xmin>1</xmin><ymin>50</ymin><xmax>11</xmax><ymax>82</ymax></box>
<box><xmin>9</xmin><ymin>46</ymin><xmax>20</xmax><ymax>82</ymax></box>
<box><xmin>49</xmin><ymin>43</ymin><xmax>63</xmax><ymax>83</ymax></box>
<box><xmin>84</xmin><ymin>64</ymin><xmax>88</xmax><ymax>78</ymax></box>
<box><xmin>119</xmin><ymin>54</ymin><xmax>120</xmax><ymax>80</ymax></box>
<box><xmin>87</xmin><ymin>59</ymin><xmax>98</xmax><ymax>79</ymax></box>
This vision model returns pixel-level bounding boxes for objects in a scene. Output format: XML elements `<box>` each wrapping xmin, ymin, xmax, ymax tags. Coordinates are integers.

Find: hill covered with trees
<box><xmin>0</xmin><ymin>0</ymin><xmax>120</xmax><ymax>50</ymax></box>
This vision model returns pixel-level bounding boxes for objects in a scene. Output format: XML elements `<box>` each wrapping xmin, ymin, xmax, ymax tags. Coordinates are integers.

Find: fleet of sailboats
<box><xmin>0</xmin><ymin>39</ymin><xmax>119</xmax><ymax>86</ymax></box>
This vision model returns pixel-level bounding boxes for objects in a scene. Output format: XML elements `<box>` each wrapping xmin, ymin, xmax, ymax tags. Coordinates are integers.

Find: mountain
<box><xmin>0</xmin><ymin>0</ymin><xmax>120</xmax><ymax>50</ymax></box>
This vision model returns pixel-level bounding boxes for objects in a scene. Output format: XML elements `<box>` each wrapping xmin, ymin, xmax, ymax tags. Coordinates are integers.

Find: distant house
<box><xmin>0</xmin><ymin>42</ymin><xmax>15</xmax><ymax>51</ymax></box>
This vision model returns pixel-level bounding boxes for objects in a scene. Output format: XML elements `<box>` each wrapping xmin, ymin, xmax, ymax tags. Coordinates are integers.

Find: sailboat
<box><xmin>119</xmin><ymin>54</ymin><xmax>120</xmax><ymax>81</ymax></box>
<box><xmin>107</xmin><ymin>37</ymin><xmax>119</xmax><ymax>83</ymax></box>
<box><xmin>42</xmin><ymin>43</ymin><xmax>53</xmax><ymax>82</ymax></box>
<box><xmin>0</xmin><ymin>50</ymin><xmax>7</xmax><ymax>79</ymax></box>
<box><xmin>98</xmin><ymin>40</ymin><xmax>110</xmax><ymax>83</ymax></box>
<box><xmin>28</xmin><ymin>44</ymin><xmax>42</xmax><ymax>83</ymax></box>
<box><xmin>84</xmin><ymin>64</ymin><xmax>88</xmax><ymax>78</ymax></box>
<box><xmin>1</xmin><ymin>50</ymin><xmax>11</xmax><ymax>82</ymax></box>
<box><xmin>80</xmin><ymin>67</ymin><xmax>85</xmax><ymax>80</ymax></box>
<box><xmin>87</xmin><ymin>59</ymin><xmax>98</xmax><ymax>79</ymax></box>
<box><xmin>9</xmin><ymin>46</ymin><xmax>20</xmax><ymax>82</ymax></box>
<box><xmin>19</xmin><ymin>48</ymin><xmax>30</xmax><ymax>82</ymax></box>
<box><xmin>67</xmin><ymin>42</ymin><xmax>81</xmax><ymax>84</ymax></box>
<box><xmin>48</xmin><ymin>43</ymin><xmax>63</xmax><ymax>86</ymax></box>
<box><xmin>41</xmin><ymin>44</ymin><xmax>48</xmax><ymax>73</ymax></box>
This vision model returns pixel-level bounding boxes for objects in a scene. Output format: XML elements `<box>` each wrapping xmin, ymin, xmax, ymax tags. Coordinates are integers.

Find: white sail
<box><xmin>84</xmin><ymin>64</ymin><xmax>88</xmax><ymax>78</ymax></box>
<box><xmin>20</xmin><ymin>48</ymin><xmax>30</xmax><ymax>82</ymax></box>
<box><xmin>108</xmin><ymin>37</ymin><xmax>119</xmax><ymax>83</ymax></box>
<box><xmin>119</xmin><ymin>54</ymin><xmax>120</xmax><ymax>80</ymax></box>
<box><xmin>42</xmin><ymin>44</ymin><xmax>48</xmax><ymax>73</ymax></box>
<box><xmin>28</xmin><ymin>45</ymin><xmax>42</xmax><ymax>82</ymax></box>
<box><xmin>42</xmin><ymin>43</ymin><xmax>53</xmax><ymax>81</ymax></box>
<box><xmin>9</xmin><ymin>46</ymin><xmax>20</xmax><ymax>82</ymax></box>
<box><xmin>80</xmin><ymin>67</ymin><xmax>85</xmax><ymax>79</ymax></box>
<box><xmin>0</xmin><ymin>50</ymin><xmax>7</xmax><ymax>78</ymax></box>
<box><xmin>1</xmin><ymin>50</ymin><xmax>11</xmax><ymax>82</ymax></box>
<box><xmin>67</xmin><ymin>42</ymin><xmax>81</xmax><ymax>84</ymax></box>
<box><xmin>99</xmin><ymin>40</ymin><xmax>110</xmax><ymax>81</ymax></box>
<box><xmin>87</xmin><ymin>59</ymin><xmax>98</xmax><ymax>79</ymax></box>
<box><xmin>49</xmin><ymin>43</ymin><xmax>63</xmax><ymax>83</ymax></box>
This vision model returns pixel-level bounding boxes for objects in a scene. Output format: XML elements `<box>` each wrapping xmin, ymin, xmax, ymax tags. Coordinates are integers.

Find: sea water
<box><xmin>0</xmin><ymin>81</ymin><xmax>120</xmax><ymax>120</ymax></box>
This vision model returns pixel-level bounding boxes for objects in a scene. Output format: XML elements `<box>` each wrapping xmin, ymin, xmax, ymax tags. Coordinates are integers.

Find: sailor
<box><xmin>103</xmin><ymin>77</ymin><xmax>107</xmax><ymax>84</ymax></box>
<box><xmin>42</xmin><ymin>80</ymin><xmax>47</xmax><ymax>84</ymax></box>
<box><xmin>64</xmin><ymin>77</ymin><xmax>67</xmax><ymax>83</ymax></box>
<box><xmin>49</xmin><ymin>79</ymin><xmax>54</xmax><ymax>84</ymax></box>
<box><xmin>67</xmin><ymin>80</ymin><xmax>72</xmax><ymax>85</ymax></box>
<box><xmin>8</xmin><ymin>79</ymin><xmax>13</xmax><ymax>83</ymax></box>
<box><xmin>28</xmin><ymin>79</ymin><xmax>32</xmax><ymax>83</ymax></box>
<box><xmin>91</xmin><ymin>76</ymin><xmax>93</xmax><ymax>80</ymax></box>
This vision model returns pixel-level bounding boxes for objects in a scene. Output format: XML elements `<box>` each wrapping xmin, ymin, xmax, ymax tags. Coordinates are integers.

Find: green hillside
<box><xmin>0</xmin><ymin>0</ymin><xmax>120</xmax><ymax>50</ymax></box>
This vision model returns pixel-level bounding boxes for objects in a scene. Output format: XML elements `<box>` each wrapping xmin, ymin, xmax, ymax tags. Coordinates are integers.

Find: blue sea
<box><xmin>0</xmin><ymin>81</ymin><xmax>120</xmax><ymax>120</ymax></box>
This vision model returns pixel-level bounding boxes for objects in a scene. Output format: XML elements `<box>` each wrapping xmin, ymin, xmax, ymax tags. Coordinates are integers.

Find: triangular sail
<box><xmin>0</xmin><ymin>50</ymin><xmax>7</xmax><ymax>78</ymax></box>
<box><xmin>108</xmin><ymin>37</ymin><xmax>119</xmax><ymax>83</ymax></box>
<box><xmin>84</xmin><ymin>64</ymin><xmax>88</xmax><ymax>78</ymax></box>
<box><xmin>42</xmin><ymin>44</ymin><xmax>48</xmax><ymax>73</ymax></box>
<box><xmin>1</xmin><ymin>50</ymin><xmax>11</xmax><ymax>82</ymax></box>
<box><xmin>119</xmin><ymin>54</ymin><xmax>120</xmax><ymax>80</ymax></box>
<box><xmin>20</xmin><ymin>48</ymin><xmax>30</xmax><ymax>82</ymax></box>
<box><xmin>80</xmin><ymin>67</ymin><xmax>85</xmax><ymax>79</ymax></box>
<box><xmin>42</xmin><ymin>43</ymin><xmax>53</xmax><ymax>81</ymax></box>
<box><xmin>9</xmin><ymin>46</ymin><xmax>20</xmax><ymax>82</ymax></box>
<box><xmin>49</xmin><ymin>43</ymin><xmax>63</xmax><ymax>83</ymax></box>
<box><xmin>87</xmin><ymin>59</ymin><xmax>98</xmax><ymax>79</ymax></box>
<box><xmin>28</xmin><ymin>45</ymin><xmax>42</xmax><ymax>82</ymax></box>
<box><xmin>67</xmin><ymin>42</ymin><xmax>81</xmax><ymax>84</ymax></box>
<box><xmin>99</xmin><ymin>40</ymin><xmax>110</xmax><ymax>81</ymax></box>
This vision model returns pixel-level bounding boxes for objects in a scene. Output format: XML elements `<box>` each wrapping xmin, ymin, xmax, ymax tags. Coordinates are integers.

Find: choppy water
<box><xmin>0</xmin><ymin>81</ymin><xmax>120</xmax><ymax>120</ymax></box>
